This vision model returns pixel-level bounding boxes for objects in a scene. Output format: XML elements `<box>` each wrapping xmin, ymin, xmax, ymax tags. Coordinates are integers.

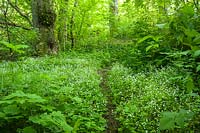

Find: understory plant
<box><xmin>107</xmin><ymin>63</ymin><xmax>200</xmax><ymax>132</ymax></box>
<box><xmin>0</xmin><ymin>52</ymin><xmax>107</xmax><ymax>132</ymax></box>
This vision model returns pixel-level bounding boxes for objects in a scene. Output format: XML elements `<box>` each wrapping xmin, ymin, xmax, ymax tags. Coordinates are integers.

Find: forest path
<box><xmin>98</xmin><ymin>67</ymin><xmax>119</xmax><ymax>133</ymax></box>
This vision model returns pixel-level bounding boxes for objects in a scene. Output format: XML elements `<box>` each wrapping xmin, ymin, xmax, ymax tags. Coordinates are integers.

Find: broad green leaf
<box><xmin>175</xmin><ymin>110</ymin><xmax>194</xmax><ymax>128</ymax></box>
<box><xmin>15</xmin><ymin>45</ymin><xmax>29</xmax><ymax>49</ymax></box>
<box><xmin>181</xmin><ymin>5</ymin><xmax>194</xmax><ymax>16</ymax></box>
<box><xmin>23</xmin><ymin>126</ymin><xmax>37</xmax><ymax>133</ymax></box>
<box><xmin>193</xmin><ymin>50</ymin><xmax>200</xmax><ymax>58</ymax></box>
<box><xmin>137</xmin><ymin>35</ymin><xmax>154</xmax><ymax>44</ymax></box>
<box><xmin>3</xmin><ymin>105</ymin><xmax>20</xmax><ymax>115</ymax></box>
<box><xmin>159</xmin><ymin>112</ymin><xmax>176</xmax><ymax>130</ymax></box>
<box><xmin>3</xmin><ymin>91</ymin><xmax>46</xmax><ymax>103</ymax></box>
<box><xmin>72</xmin><ymin>119</ymin><xmax>81</xmax><ymax>133</ymax></box>
<box><xmin>160</xmin><ymin>116</ymin><xmax>175</xmax><ymax>130</ymax></box>
<box><xmin>0</xmin><ymin>41</ymin><xmax>28</xmax><ymax>54</ymax></box>
<box><xmin>186</xmin><ymin>76</ymin><xmax>195</xmax><ymax>93</ymax></box>
<box><xmin>0</xmin><ymin>41</ymin><xmax>15</xmax><ymax>49</ymax></box>
<box><xmin>146</xmin><ymin>44</ymin><xmax>159</xmax><ymax>52</ymax></box>
<box><xmin>193</xmin><ymin>36</ymin><xmax>200</xmax><ymax>44</ymax></box>
<box><xmin>184</xmin><ymin>29</ymin><xmax>199</xmax><ymax>38</ymax></box>
<box><xmin>29</xmin><ymin>111</ymin><xmax>73</xmax><ymax>132</ymax></box>
<box><xmin>72</xmin><ymin>96</ymin><xmax>82</xmax><ymax>103</ymax></box>
<box><xmin>0</xmin><ymin>112</ymin><xmax>6</xmax><ymax>118</ymax></box>
<box><xmin>196</xmin><ymin>65</ymin><xmax>200</xmax><ymax>72</ymax></box>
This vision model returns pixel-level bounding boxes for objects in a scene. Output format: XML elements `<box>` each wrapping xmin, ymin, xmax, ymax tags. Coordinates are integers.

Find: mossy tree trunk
<box><xmin>31</xmin><ymin>0</ymin><xmax>58</xmax><ymax>55</ymax></box>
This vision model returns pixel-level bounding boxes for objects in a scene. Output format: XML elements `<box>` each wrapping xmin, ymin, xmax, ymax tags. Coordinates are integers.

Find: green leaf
<box><xmin>196</xmin><ymin>65</ymin><xmax>200</xmax><ymax>72</ymax></box>
<box><xmin>23</xmin><ymin>126</ymin><xmax>37</xmax><ymax>133</ymax></box>
<box><xmin>175</xmin><ymin>109</ymin><xmax>194</xmax><ymax>128</ymax></box>
<box><xmin>159</xmin><ymin>112</ymin><xmax>176</xmax><ymax>130</ymax></box>
<box><xmin>181</xmin><ymin>5</ymin><xmax>194</xmax><ymax>16</ymax></box>
<box><xmin>0</xmin><ymin>41</ymin><xmax>28</xmax><ymax>54</ymax></box>
<box><xmin>3</xmin><ymin>91</ymin><xmax>46</xmax><ymax>103</ymax></box>
<box><xmin>146</xmin><ymin>44</ymin><xmax>159</xmax><ymax>52</ymax></box>
<box><xmin>193</xmin><ymin>36</ymin><xmax>200</xmax><ymax>44</ymax></box>
<box><xmin>186</xmin><ymin>76</ymin><xmax>195</xmax><ymax>93</ymax></box>
<box><xmin>72</xmin><ymin>96</ymin><xmax>82</xmax><ymax>103</ymax></box>
<box><xmin>72</xmin><ymin>119</ymin><xmax>81</xmax><ymax>133</ymax></box>
<box><xmin>193</xmin><ymin>50</ymin><xmax>200</xmax><ymax>58</ymax></box>
<box><xmin>156</xmin><ymin>23</ymin><xmax>169</xmax><ymax>29</ymax></box>
<box><xmin>184</xmin><ymin>29</ymin><xmax>199</xmax><ymax>38</ymax></box>
<box><xmin>137</xmin><ymin>35</ymin><xmax>154</xmax><ymax>44</ymax></box>
<box><xmin>29</xmin><ymin>111</ymin><xmax>73</xmax><ymax>132</ymax></box>
<box><xmin>0</xmin><ymin>112</ymin><xmax>6</xmax><ymax>118</ymax></box>
<box><xmin>3</xmin><ymin>105</ymin><xmax>20</xmax><ymax>115</ymax></box>
<box><xmin>179</xmin><ymin>50</ymin><xmax>190</xmax><ymax>56</ymax></box>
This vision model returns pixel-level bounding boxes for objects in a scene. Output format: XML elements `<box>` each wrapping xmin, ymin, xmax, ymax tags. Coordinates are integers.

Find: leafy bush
<box><xmin>0</xmin><ymin>52</ymin><xmax>107</xmax><ymax>132</ymax></box>
<box><xmin>107</xmin><ymin>63</ymin><xmax>200</xmax><ymax>132</ymax></box>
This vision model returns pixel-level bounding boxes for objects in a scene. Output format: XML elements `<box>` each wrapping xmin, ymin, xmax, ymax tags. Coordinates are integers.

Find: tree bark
<box><xmin>57</xmin><ymin>0</ymin><xmax>68</xmax><ymax>51</ymax></box>
<box><xmin>109</xmin><ymin>0</ymin><xmax>118</xmax><ymax>38</ymax></box>
<box><xmin>70</xmin><ymin>0</ymin><xmax>78</xmax><ymax>49</ymax></box>
<box><xmin>31</xmin><ymin>0</ymin><xmax>58</xmax><ymax>55</ymax></box>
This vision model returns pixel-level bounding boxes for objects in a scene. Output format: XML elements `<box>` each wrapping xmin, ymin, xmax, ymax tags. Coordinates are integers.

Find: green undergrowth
<box><xmin>0</xmin><ymin>52</ymin><xmax>108</xmax><ymax>133</ymax></box>
<box><xmin>0</xmin><ymin>47</ymin><xmax>199</xmax><ymax>132</ymax></box>
<box><xmin>107</xmin><ymin>63</ymin><xmax>200</xmax><ymax>132</ymax></box>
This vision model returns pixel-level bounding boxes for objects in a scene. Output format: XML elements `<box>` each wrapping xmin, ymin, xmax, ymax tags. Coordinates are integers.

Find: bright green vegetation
<box><xmin>108</xmin><ymin>64</ymin><xmax>200</xmax><ymax>132</ymax></box>
<box><xmin>1</xmin><ymin>0</ymin><xmax>200</xmax><ymax>132</ymax></box>
<box><xmin>0</xmin><ymin>49</ymin><xmax>200</xmax><ymax>132</ymax></box>
<box><xmin>0</xmin><ymin>52</ymin><xmax>107</xmax><ymax>132</ymax></box>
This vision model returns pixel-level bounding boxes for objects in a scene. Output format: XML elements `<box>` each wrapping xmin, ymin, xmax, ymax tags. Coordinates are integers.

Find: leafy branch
<box><xmin>0</xmin><ymin>20</ymin><xmax>32</xmax><ymax>30</ymax></box>
<box><xmin>7</xmin><ymin>0</ymin><xmax>32</xmax><ymax>26</ymax></box>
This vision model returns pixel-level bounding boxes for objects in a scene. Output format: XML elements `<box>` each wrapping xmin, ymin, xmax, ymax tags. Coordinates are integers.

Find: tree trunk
<box><xmin>57</xmin><ymin>0</ymin><xmax>68</xmax><ymax>51</ymax></box>
<box><xmin>31</xmin><ymin>0</ymin><xmax>57</xmax><ymax>55</ymax></box>
<box><xmin>109</xmin><ymin>0</ymin><xmax>118</xmax><ymax>38</ymax></box>
<box><xmin>70</xmin><ymin>0</ymin><xmax>78</xmax><ymax>49</ymax></box>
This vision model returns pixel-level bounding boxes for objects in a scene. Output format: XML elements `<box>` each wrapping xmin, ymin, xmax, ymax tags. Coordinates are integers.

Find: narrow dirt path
<box><xmin>98</xmin><ymin>68</ymin><xmax>119</xmax><ymax>133</ymax></box>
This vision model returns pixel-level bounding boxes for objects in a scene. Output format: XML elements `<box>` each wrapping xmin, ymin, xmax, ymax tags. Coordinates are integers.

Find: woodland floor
<box><xmin>98</xmin><ymin>67</ymin><xmax>119</xmax><ymax>133</ymax></box>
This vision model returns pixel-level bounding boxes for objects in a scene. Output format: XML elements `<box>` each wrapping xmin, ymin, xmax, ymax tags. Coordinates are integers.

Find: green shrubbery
<box><xmin>107</xmin><ymin>63</ymin><xmax>200</xmax><ymax>132</ymax></box>
<box><xmin>0</xmin><ymin>52</ymin><xmax>106</xmax><ymax>132</ymax></box>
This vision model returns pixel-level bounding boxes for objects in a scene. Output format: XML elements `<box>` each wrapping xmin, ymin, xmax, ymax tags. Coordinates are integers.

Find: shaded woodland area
<box><xmin>0</xmin><ymin>0</ymin><xmax>200</xmax><ymax>132</ymax></box>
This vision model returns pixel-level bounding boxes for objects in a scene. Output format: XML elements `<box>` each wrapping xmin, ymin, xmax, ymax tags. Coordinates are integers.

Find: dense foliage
<box><xmin>0</xmin><ymin>0</ymin><xmax>200</xmax><ymax>132</ymax></box>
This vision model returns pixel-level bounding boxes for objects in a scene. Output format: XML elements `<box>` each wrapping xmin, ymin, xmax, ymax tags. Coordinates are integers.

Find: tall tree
<box><xmin>57</xmin><ymin>0</ymin><xmax>68</xmax><ymax>51</ymax></box>
<box><xmin>31</xmin><ymin>0</ymin><xmax>57</xmax><ymax>55</ymax></box>
<box><xmin>109</xmin><ymin>0</ymin><xmax>118</xmax><ymax>38</ymax></box>
<box><xmin>70</xmin><ymin>0</ymin><xmax>78</xmax><ymax>49</ymax></box>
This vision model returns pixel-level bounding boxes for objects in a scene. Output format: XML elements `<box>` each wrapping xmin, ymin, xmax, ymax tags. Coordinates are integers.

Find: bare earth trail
<box><xmin>98</xmin><ymin>68</ymin><xmax>119</xmax><ymax>133</ymax></box>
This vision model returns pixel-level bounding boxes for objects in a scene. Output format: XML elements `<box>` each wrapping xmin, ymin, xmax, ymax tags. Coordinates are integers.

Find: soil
<box><xmin>98</xmin><ymin>68</ymin><xmax>119</xmax><ymax>133</ymax></box>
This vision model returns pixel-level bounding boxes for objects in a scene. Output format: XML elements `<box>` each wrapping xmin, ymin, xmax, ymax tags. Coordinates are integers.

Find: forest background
<box><xmin>0</xmin><ymin>0</ymin><xmax>200</xmax><ymax>132</ymax></box>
